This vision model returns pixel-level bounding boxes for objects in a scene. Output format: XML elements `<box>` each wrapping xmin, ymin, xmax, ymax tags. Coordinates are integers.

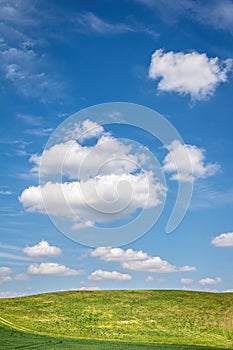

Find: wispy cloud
<box><xmin>17</xmin><ymin>114</ymin><xmax>44</xmax><ymax>126</ymax></box>
<box><xmin>190</xmin><ymin>183</ymin><xmax>233</xmax><ymax>210</ymax></box>
<box><xmin>23</xmin><ymin>128</ymin><xmax>53</xmax><ymax>137</ymax></box>
<box><xmin>0</xmin><ymin>1</ymin><xmax>65</xmax><ymax>102</ymax></box>
<box><xmin>76</xmin><ymin>12</ymin><xmax>158</xmax><ymax>37</ymax></box>
<box><xmin>0</xmin><ymin>190</ymin><xmax>13</xmax><ymax>195</ymax></box>
<box><xmin>0</xmin><ymin>252</ymin><xmax>31</xmax><ymax>262</ymax></box>
<box><xmin>135</xmin><ymin>0</ymin><xmax>233</xmax><ymax>35</ymax></box>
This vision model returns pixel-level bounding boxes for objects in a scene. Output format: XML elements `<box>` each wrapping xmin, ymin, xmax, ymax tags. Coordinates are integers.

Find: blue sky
<box><xmin>0</xmin><ymin>0</ymin><xmax>233</xmax><ymax>297</ymax></box>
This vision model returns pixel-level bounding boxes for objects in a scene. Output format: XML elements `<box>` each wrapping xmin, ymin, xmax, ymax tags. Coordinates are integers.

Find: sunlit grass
<box><xmin>0</xmin><ymin>290</ymin><xmax>232</xmax><ymax>348</ymax></box>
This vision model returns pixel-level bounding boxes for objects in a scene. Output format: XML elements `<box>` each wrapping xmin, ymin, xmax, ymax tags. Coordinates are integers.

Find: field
<box><xmin>0</xmin><ymin>290</ymin><xmax>232</xmax><ymax>349</ymax></box>
<box><xmin>0</xmin><ymin>325</ymin><xmax>231</xmax><ymax>350</ymax></box>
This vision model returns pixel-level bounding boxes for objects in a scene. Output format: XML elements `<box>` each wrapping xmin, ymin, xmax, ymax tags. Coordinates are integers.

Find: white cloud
<box><xmin>0</xmin><ymin>267</ymin><xmax>13</xmax><ymax>285</ymax></box>
<box><xmin>91</xmin><ymin>247</ymin><xmax>148</xmax><ymax>262</ymax></box>
<box><xmin>135</xmin><ymin>0</ymin><xmax>233</xmax><ymax>34</ymax></box>
<box><xmin>27</xmin><ymin>262</ymin><xmax>83</xmax><ymax>276</ymax></box>
<box><xmin>91</xmin><ymin>247</ymin><xmax>196</xmax><ymax>273</ymax></box>
<box><xmin>0</xmin><ymin>267</ymin><xmax>13</xmax><ymax>275</ymax></box>
<box><xmin>19</xmin><ymin>173</ymin><xmax>165</xmax><ymax>225</ymax></box>
<box><xmin>88</xmin><ymin>269</ymin><xmax>132</xmax><ymax>281</ymax></box>
<box><xmin>181</xmin><ymin>278</ymin><xmax>194</xmax><ymax>284</ymax></box>
<box><xmin>199</xmin><ymin>277</ymin><xmax>222</xmax><ymax>285</ymax></box>
<box><xmin>0</xmin><ymin>291</ymin><xmax>27</xmax><ymax>298</ymax></box>
<box><xmin>23</xmin><ymin>240</ymin><xmax>62</xmax><ymax>258</ymax></box>
<box><xmin>0</xmin><ymin>190</ymin><xmax>12</xmax><ymax>195</ymax></box>
<box><xmin>76</xmin><ymin>12</ymin><xmax>157</xmax><ymax>37</ymax></box>
<box><xmin>64</xmin><ymin>120</ymin><xmax>104</xmax><ymax>143</ymax></box>
<box><xmin>211</xmin><ymin>232</ymin><xmax>233</xmax><ymax>247</ymax></box>
<box><xmin>2</xmin><ymin>47</ymin><xmax>62</xmax><ymax>101</ymax></box>
<box><xmin>78</xmin><ymin>285</ymin><xmax>101</xmax><ymax>291</ymax></box>
<box><xmin>163</xmin><ymin>140</ymin><xmax>219</xmax><ymax>182</ymax></box>
<box><xmin>20</xmin><ymin>120</ymin><xmax>167</xmax><ymax>229</ymax></box>
<box><xmin>1</xmin><ymin>276</ymin><xmax>12</xmax><ymax>283</ymax></box>
<box><xmin>76</xmin><ymin>12</ymin><xmax>135</xmax><ymax>34</ymax></box>
<box><xmin>149</xmin><ymin>49</ymin><xmax>233</xmax><ymax>100</ymax></box>
<box><xmin>30</xmin><ymin>134</ymin><xmax>139</xmax><ymax>179</ymax></box>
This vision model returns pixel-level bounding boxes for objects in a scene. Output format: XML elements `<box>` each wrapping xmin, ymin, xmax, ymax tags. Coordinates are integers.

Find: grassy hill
<box><xmin>0</xmin><ymin>290</ymin><xmax>232</xmax><ymax>349</ymax></box>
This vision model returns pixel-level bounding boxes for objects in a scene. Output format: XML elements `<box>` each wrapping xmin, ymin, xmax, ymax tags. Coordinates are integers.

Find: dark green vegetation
<box><xmin>0</xmin><ymin>290</ymin><xmax>232</xmax><ymax>349</ymax></box>
<box><xmin>0</xmin><ymin>325</ymin><xmax>231</xmax><ymax>350</ymax></box>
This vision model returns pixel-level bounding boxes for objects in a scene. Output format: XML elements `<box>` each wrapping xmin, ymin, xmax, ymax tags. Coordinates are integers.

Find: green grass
<box><xmin>0</xmin><ymin>325</ymin><xmax>231</xmax><ymax>350</ymax></box>
<box><xmin>0</xmin><ymin>290</ymin><xmax>232</xmax><ymax>349</ymax></box>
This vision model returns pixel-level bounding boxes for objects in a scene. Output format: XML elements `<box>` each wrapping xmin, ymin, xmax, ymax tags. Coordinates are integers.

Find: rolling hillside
<box><xmin>0</xmin><ymin>290</ymin><xmax>232</xmax><ymax>349</ymax></box>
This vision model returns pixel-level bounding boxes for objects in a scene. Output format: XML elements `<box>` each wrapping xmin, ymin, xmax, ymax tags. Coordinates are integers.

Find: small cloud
<box><xmin>76</xmin><ymin>12</ymin><xmax>134</xmax><ymax>35</ymax></box>
<box><xmin>199</xmin><ymin>277</ymin><xmax>222</xmax><ymax>285</ymax></box>
<box><xmin>27</xmin><ymin>262</ymin><xmax>83</xmax><ymax>276</ymax></box>
<box><xmin>211</xmin><ymin>232</ymin><xmax>233</xmax><ymax>247</ymax></box>
<box><xmin>23</xmin><ymin>240</ymin><xmax>62</xmax><ymax>258</ymax></box>
<box><xmin>88</xmin><ymin>269</ymin><xmax>132</xmax><ymax>281</ymax></box>
<box><xmin>181</xmin><ymin>278</ymin><xmax>194</xmax><ymax>285</ymax></box>
<box><xmin>23</xmin><ymin>128</ymin><xmax>53</xmax><ymax>137</ymax></box>
<box><xmin>0</xmin><ymin>190</ymin><xmax>12</xmax><ymax>195</ymax></box>
<box><xmin>163</xmin><ymin>140</ymin><xmax>220</xmax><ymax>182</ymax></box>
<box><xmin>1</xmin><ymin>276</ymin><xmax>12</xmax><ymax>283</ymax></box>
<box><xmin>78</xmin><ymin>285</ymin><xmax>101</xmax><ymax>291</ymax></box>
<box><xmin>64</xmin><ymin>119</ymin><xmax>104</xmax><ymax>142</ymax></box>
<box><xmin>0</xmin><ymin>267</ymin><xmax>13</xmax><ymax>275</ymax></box>
<box><xmin>145</xmin><ymin>276</ymin><xmax>154</xmax><ymax>282</ymax></box>
<box><xmin>0</xmin><ymin>291</ymin><xmax>27</xmax><ymax>298</ymax></box>
<box><xmin>17</xmin><ymin>114</ymin><xmax>44</xmax><ymax>126</ymax></box>
<box><xmin>179</xmin><ymin>266</ymin><xmax>197</xmax><ymax>272</ymax></box>
<box><xmin>15</xmin><ymin>273</ymin><xmax>28</xmax><ymax>281</ymax></box>
<box><xmin>149</xmin><ymin>49</ymin><xmax>233</xmax><ymax>100</ymax></box>
<box><xmin>0</xmin><ymin>267</ymin><xmax>13</xmax><ymax>285</ymax></box>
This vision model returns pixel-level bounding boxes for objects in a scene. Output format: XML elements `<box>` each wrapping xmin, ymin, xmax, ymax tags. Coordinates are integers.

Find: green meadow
<box><xmin>0</xmin><ymin>290</ymin><xmax>232</xmax><ymax>349</ymax></box>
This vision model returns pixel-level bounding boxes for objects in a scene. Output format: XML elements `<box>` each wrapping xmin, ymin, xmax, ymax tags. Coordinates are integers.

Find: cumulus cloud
<box><xmin>30</xmin><ymin>135</ymin><xmax>138</xmax><ymax>179</ymax></box>
<box><xmin>19</xmin><ymin>120</ymin><xmax>166</xmax><ymax>229</ymax></box>
<box><xmin>149</xmin><ymin>49</ymin><xmax>233</xmax><ymax>100</ymax></box>
<box><xmin>211</xmin><ymin>232</ymin><xmax>233</xmax><ymax>247</ymax></box>
<box><xmin>91</xmin><ymin>247</ymin><xmax>196</xmax><ymax>273</ymax></box>
<box><xmin>23</xmin><ymin>240</ymin><xmax>62</xmax><ymax>258</ymax></box>
<box><xmin>88</xmin><ymin>269</ymin><xmax>132</xmax><ymax>281</ymax></box>
<box><xmin>199</xmin><ymin>277</ymin><xmax>222</xmax><ymax>285</ymax></box>
<box><xmin>163</xmin><ymin>140</ymin><xmax>219</xmax><ymax>182</ymax></box>
<box><xmin>19</xmin><ymin>173</ymin><xmax>164</xmax><ymax>222</ymax></box>
<box><xmin>27</xmin><ymin>262</ymin><xmax>83</xmax><ymax>276</ymax></box>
